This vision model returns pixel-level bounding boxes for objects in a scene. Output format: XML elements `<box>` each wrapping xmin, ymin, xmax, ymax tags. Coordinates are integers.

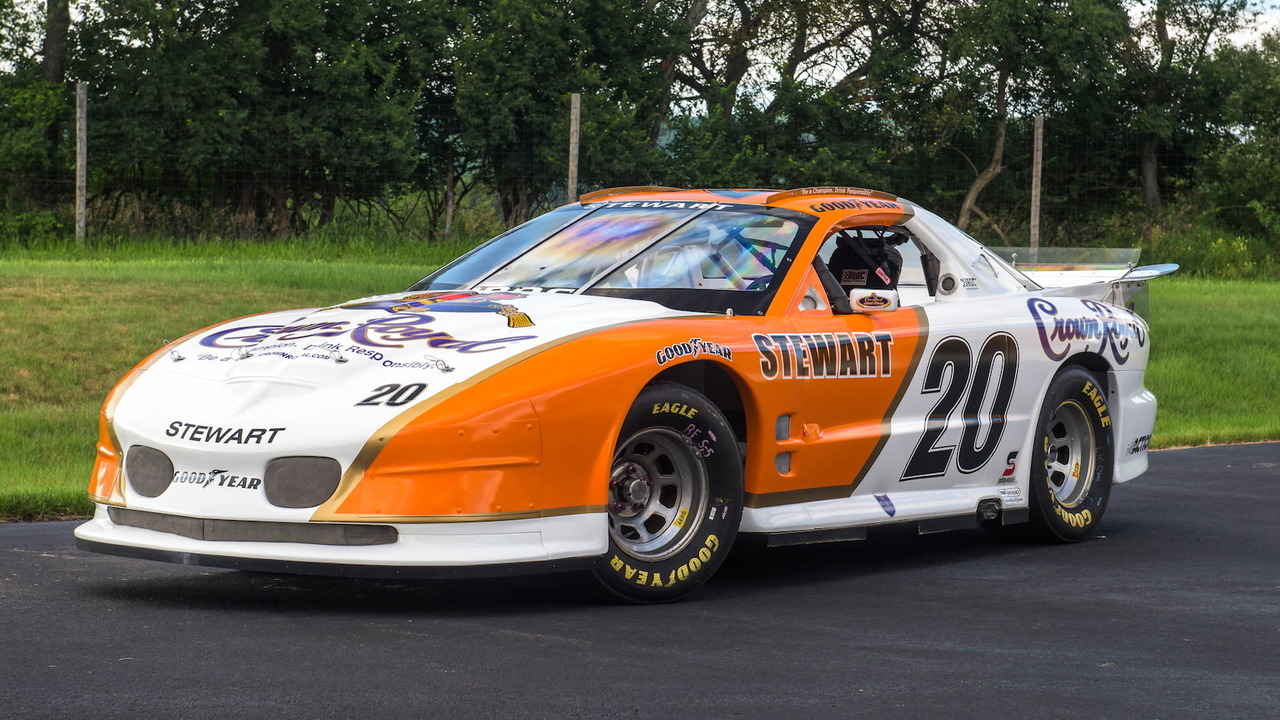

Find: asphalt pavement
<box><xmin>3</xmin><ymin>444</ymin><xmax>1278</xmax><ymax>719</ymax></box>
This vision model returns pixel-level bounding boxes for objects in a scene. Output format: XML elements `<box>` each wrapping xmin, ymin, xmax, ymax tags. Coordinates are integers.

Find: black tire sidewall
<box><xmin>1029</xmin><ymin>367</ymin><xmax>1114</xmax><ymax>542</ymax></box>
<box><xmin>593</xmin><ymin>383</ymin><xmax>743</xmax><ymax>602</ymax></box>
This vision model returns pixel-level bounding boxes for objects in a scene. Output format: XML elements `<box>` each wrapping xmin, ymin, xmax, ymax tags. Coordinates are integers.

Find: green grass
<box><xmin>0</xmin><ymin>247</ymin><xmax>1275</xmax><ymax>521</ymax></box>
<box><xmin>0</xmin><ymin>240</ymin><xmax>478</xmax><ymax>521</ymax></box>
<box><xmin>1146</xmin><ymin>278</ymin><xmax>1280</xmax><ymax>446</ymax></box>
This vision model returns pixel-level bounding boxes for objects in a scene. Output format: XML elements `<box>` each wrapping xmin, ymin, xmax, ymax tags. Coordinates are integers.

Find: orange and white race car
<box><xmin>76</xmin><ymin>187</ymin><xmax>1175</xmax><ymax>602</ymax></box>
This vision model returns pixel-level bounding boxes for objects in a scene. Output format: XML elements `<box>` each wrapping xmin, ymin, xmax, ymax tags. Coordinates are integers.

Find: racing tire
<box><xmin>1024</xmin><ymin>367</ymin><xmax>1115</xmax><ymax>543</ymax></box>
<box><xmin>591</xmin><ymin>383</ymin><xmax>743</xmax><ymax>603</ymax></box>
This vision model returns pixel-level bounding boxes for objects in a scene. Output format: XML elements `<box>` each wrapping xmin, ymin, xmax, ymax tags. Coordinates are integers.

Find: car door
<box><xmin>747</xmin><ymin>228</ymin><xmax>1043</xmax><ymax>524</ymax></box>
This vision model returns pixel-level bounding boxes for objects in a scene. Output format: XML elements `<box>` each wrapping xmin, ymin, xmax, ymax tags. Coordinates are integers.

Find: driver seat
<box><xmin>827</xmin><ymin>231</ymin><xmax>903</xmax><ymax>295</ymax></box>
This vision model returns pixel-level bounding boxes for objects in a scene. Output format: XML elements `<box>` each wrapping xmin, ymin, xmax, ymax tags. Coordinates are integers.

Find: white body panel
<box><xmin>743</xmin><ymin>288</ymin><xmax>1154</xmax><ymax>535</ymax></box>
<box><xmin>77</xmin><ymin>505</ymin><xmax>609</xmax><ymax>567</ymax></box>
<box><xmin>103</xmin><ymin>291</ymin><xmax>686</xmax><ymax>523</ymax></box>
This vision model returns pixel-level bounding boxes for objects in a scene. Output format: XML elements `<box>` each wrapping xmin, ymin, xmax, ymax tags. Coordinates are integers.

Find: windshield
<box><xmin>484</xmin><ymin>206</ymin><xmax>693</xmax><ymax>289</ymax></box>
<box><xmin>593</xmin><ymin>209</ymin><xmax>798</xmax><ymax>291</ymax></box>
<box><xmin>411</xmin><ymin>203</ymin><xmax>814</xmax><ymax>314</ymax></box>
<box><xmin>413</xmin><ymin>206</ymin><xmax>590</xmax><ymax>291</ymax></box>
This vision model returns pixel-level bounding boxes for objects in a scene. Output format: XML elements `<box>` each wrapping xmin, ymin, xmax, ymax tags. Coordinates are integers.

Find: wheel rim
<box><xmin>609</xmin><ymin>427</ymin><xmax>708</xmax><ymax>562</ymax></box>
<box><xmin>1043</xmin><ymin>400</ymin><xmax>1096</xmax><ymax>508</ymax></box>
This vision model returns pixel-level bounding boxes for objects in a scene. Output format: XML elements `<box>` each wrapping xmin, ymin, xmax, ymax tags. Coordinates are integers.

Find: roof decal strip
<box><xmin>767</xmin><ymin>186</ymin><xmax>901</xmax><ymax>204</ymax></box>
<box><xmin>579</xmin><ymin>186</ymin><xmax>684</xmax><ymax>203</ymax></box>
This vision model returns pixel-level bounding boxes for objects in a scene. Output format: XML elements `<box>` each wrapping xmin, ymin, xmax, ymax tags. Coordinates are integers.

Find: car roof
<box><xmin>577</xmin><ymin>186</ymin><xmax>917</xmax><ymax>228</ymax></box>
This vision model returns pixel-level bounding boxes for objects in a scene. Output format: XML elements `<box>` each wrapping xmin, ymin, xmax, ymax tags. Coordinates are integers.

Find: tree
<box><xmin>39</xmin><ymin>0</ymin><xmax>67</xmax><ymax>84</ymax></box>
<box><xmin>944</xmin><ymin>0</ymin><xmax>1126</xmax><ymax>231</ymax></box>
<box><xmin>1</xmin><ymin>0</ymin><xmax>68</xmax><ymax>216</ymax></box>
<box><xmin>401</xmin><ymin>3</ymin><xmax>474</xmax><ymax>240</ymax></box>
<box><xmin>455</xmin><ymin>0</ymin><xmax>682</xmax><ymax>226</ymax></box>
<box><xmin>669</xmin><ymin>1</ymin><xmax>944</xmax><ymax>122</ymax></box>
<box><xmin>671</xmin><ymin>0</ymin><xmax>772</xmax><ymax>119</ymax></box>
<box><xmin>1119</xmin><ymin>0</ymin><xmax>1251</xmax><ymax>215</ymax></box>
<box><xmin>1202</xmin><ymin>33</ymin><xmax>1280</xmax><ymax>254</ymax></box>
<box><xmin>72</xmin><ymin>0</ymin><xmax>432</xmax><ymax>235</ymax></box>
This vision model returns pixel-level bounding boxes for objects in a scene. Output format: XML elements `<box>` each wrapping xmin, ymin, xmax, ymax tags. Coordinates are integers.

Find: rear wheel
<box><xmin>592</xmin><ymin>383</ymin><xmax>742</xmax><ymax>603</ymax></box>
<box><xmin>1026</xmin><ymin>367</ymin><xmax>1114</xmax><ymax>542</ymax></box>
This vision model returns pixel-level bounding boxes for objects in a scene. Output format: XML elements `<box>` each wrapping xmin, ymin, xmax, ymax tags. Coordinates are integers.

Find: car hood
<box><xmin>107</xmin><ymin>291</ymin><xmax>693</xmax><ymax>520</ymax></box>
<box><xmin>155</xmin><ymin>290</ymin><xmax>690</xmax><ymax>388</ymax></box>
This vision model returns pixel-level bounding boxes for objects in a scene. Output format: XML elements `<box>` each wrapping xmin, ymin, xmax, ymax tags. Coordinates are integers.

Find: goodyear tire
<box><xmin>592</xmin><ymin>383</ymin><xmax>743</xmax><ymax>603</ymax></box>
<box><xmin>1027</xmin><ymin>367</ymin><xmax>1114</xmax><ymax>542</ymax></box>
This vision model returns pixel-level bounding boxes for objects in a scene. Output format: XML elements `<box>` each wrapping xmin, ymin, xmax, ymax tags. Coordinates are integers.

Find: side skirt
<box><xmin>743</xmin><ymin>506</ymin><xmax>1030</xmax><ymax>549</ymax></box>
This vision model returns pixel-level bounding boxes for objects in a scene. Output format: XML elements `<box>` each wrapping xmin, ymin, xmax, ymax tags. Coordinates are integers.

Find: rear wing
<box><xmin>988</xmin><ymin>248</ymin><xmax>1178</xmax><ymax>317</ymax></box>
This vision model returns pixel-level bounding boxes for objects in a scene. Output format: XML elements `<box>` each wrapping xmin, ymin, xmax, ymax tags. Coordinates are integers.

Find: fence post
<box><xmin>567</xmin><ymin>93</ymin><xmax>580</xmax><ymax>203</ymax></box>
<box><xmin>1030</xmin><ymin>114</ymin><xmax>1043</xmax><ymax>262</ymax></box>
<box><xmin>76</xmin><ymin>81</ymin><xmax>87</xmax><ymax>246</ymax></box>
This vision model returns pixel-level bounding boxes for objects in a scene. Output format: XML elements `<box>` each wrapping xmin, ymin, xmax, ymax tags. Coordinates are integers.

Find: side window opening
<box><xmin>816</xmin><ymin>226</ymin><xmax>934</xmax><ymax>308</ymax></box>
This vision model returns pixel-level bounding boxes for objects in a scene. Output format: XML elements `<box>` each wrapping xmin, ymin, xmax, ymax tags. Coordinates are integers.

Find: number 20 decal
<box><xmin>902</xmin><ymin>333</ymin><xmax>1018</xmax><ymax>480</ymax></box>
<box><xmin>356</xmin><ymin>383</ymin><xmax>426</xmax><ymax>407</ymax></box>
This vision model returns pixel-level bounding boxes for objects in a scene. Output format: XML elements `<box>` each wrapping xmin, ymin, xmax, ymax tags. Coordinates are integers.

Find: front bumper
<box><xmin>74</xmin><ymin>504</ymin><xmax>607</xmax><ymax>579</ymax></box>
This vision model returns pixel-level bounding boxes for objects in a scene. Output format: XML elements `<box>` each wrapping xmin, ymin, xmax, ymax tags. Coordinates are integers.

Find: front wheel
<box><xmin>592</xmin><ymin>383</ymin><xmax>743</xmax><ymax>603</ymax></box>
<box><xmin>1026</xmin><ymin>367</ymin><xmax>1115</xmax><ymax>542</ymax></box>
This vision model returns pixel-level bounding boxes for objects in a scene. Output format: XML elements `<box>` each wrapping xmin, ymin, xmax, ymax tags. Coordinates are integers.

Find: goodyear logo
<box><xmin>171</xmin><ymin>469</ymin><xmax>262</xmax><ymax>490</ymax></box>
<box><xmin>1053</xmin><ymin>505</ymin><xmax>1094</xmax><ymax>528</ymax></box>
<box><xmin>655</xmin><ymin>338</ymin><xmax>733</xmax><ymax>366</ymax></box>
<box><xmin>609</xmin><ymin>535</ymin><xmax>720</xmax><ymax>588</ymax></box>
<box><xmin>808</xmin><ymin>199</ymin><xmax>901</xmax><ymax>213</ymax></box>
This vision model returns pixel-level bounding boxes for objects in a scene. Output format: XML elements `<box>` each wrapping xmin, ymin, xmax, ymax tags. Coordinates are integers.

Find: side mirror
<box><xmin>848</xmin><ymin>289</ymin><xmax>900</xmax><ymax>313</ymax></box>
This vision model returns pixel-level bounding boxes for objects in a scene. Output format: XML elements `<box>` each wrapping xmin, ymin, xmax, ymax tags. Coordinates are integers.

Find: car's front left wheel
<box><xmin>592</xmin><ymin>383</ymin><xmax>742</xmax><ymax>603</ymax></box>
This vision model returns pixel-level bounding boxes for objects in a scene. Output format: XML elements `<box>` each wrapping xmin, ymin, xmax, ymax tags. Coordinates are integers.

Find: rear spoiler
<box><xmin>989</xmin><ymin>248</ymin><xmax>1179</xmax><ymax>317</ymax></box>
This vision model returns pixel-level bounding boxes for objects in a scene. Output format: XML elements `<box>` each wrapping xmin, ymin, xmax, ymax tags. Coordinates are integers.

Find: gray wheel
<box><xmin>609</xmin><ymin>427</ymin><xmax>709</xmax><ymax>562</ymax></box>
<box><xmin>592</xmin><ymin>383</ymin><xmax>742</xmax><ymax>603</ymax></box>
<box><xmin>1044</xmin><ymin>398</ymin><xmax>1098</xmax><ymax>509</ymax></box>
<box><xmin>1028</xmin><ymin>367</ymin><xmax>1114</xmax><ymax>542</ymax></box>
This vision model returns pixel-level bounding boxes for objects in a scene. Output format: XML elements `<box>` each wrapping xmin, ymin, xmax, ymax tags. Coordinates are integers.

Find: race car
<box><xmin>76</xmin><ymin>186</ymin><xmax>1174</xmax><ymax>602</ymax></box>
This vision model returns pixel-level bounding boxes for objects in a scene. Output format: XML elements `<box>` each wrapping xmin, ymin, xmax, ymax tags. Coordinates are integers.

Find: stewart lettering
<box><xmin>600</xmin><ymin>201</ymin><xmax>730</xmax><ymax>211</ymax></box>
<box><xmin>754</xmin><ymin>335</ymin><xmax>780</xmax><ymax>379</ymax></box>
<box><xmin>753</xmin><ymin>332</ymin><xmax>894</xmax><ymax>380</ymax></box>
<box><xmin>166</xmin><ymin>421</ymin><xmax>285</xmax><ymax>445</ymax></box>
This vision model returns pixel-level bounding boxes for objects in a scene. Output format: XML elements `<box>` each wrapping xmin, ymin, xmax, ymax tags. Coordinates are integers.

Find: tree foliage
<box><xmin>1202</xmin><ymin>32</ymin><xmax>1280</xmax><ymax>254</ymax></box>
<box><xmin>455</xmin><ymin>0</ymin><xmax>683</xmax><ymax>225</ymax></box>
<box><xmin>0</xmin><ymin>0</ymin><xmax>1275</xmax><ymax>242</ymax></box>
<box><xmin>71</xmin><ymin>0</ymin><xmax>430</xmax><ymax>235</ymax></box>
<box><xmin>1119</xmin><ymin>0</ymin><xmax>1252</xmax><ymax>214</ymax></box>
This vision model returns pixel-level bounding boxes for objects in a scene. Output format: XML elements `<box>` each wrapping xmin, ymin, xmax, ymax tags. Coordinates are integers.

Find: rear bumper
<box><xmin>1110</xmin><ymin>368</ymin><xmax>1157</xmax><ymax>484</ymax></box>
<box><xmin>74</xmin><ymin>504</ymin><xmax>607</xmax><ymax>579</ymax></box>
